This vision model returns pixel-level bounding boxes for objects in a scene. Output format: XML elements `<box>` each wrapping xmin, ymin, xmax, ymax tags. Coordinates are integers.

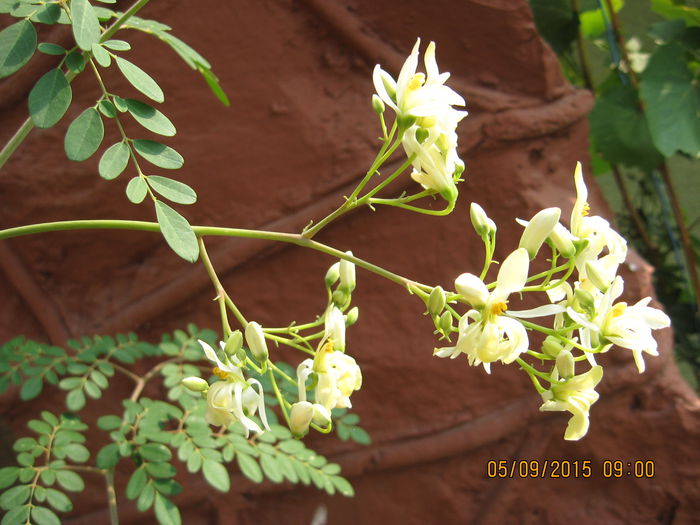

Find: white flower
<box><xmin>540</xmin><ymin>365</ymin><xmax>603</xmax><ymax>441</ymax></box>
<box><xmin>373</xmin><ymin>39</ymin><xmax>467</xmax><ymax>200</ymax></box>
<box><xmin>297</xmin><ymin>349</ymin><xmax>362</xmax><ymax>411</ymax></box>
<box><xmin>245</xmin><ymin>321</ymin><xmax>269</xmax><ymax>363</ymax></box>
<box><xmin>198</xmin><ymin>340</ymin><xmax>270</xmax><ymax>436</ymax></box>
<box><xmin>323</xmin><ymin>307</ymin><xmax>346</xmax><ymax>351</ymax></box>
<box><xmin>289</xmin><ymin>401</ymin><xmax>331</xmax><ymax>437</ymax></box>
<box><xmin>518</xmin><ymin>207</ymin><xmax>561</xmax><ymax>259</ymax></box>
<box><xmin>435</xmin><ymin>248</ymin><xmax>530</xmax><ymax>373</ymax></box>
<box><xmin>339</xmin><ymin>253</ymin><xmax>356</xmax><ymax>293</ymax></box>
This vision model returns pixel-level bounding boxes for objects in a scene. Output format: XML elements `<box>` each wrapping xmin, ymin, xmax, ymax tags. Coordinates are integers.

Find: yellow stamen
<box><xmin>212</xmin><ymin>367</ymin><xmax>229</xmax><ymax>380</ymax></box>
<box><xmin>490</xmin><ymin>302</ymin><xmax>508</xmax><ymax>316</ymax></box>
<box><xmin>320</xmin><ymin>339</ymin><xmax>334</xmax><ymax>354</ymax></box>
<box><xmin>408</xmin><ymin>73</ymin><xmax>425</xmax><ymax>91</ymax></box>
<box><xmin>611</xmin><ymin>303</ymin><xmax>627</xmax><ymax>318</ymax></box>
<box><xmin>582</xmin><ymin>203</ymin><xmax>590</xmax><ymax>217</ymax></box>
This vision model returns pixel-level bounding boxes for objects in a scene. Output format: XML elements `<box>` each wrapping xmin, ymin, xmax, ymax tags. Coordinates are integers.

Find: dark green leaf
<box><xmin>98</xmin><ymin>141</ymin><xmax>129</xmax><ymax>180</ymax></box>
<box><xmin>71</xmin><ymin>0</ymin><xmax>101</xmax><ymax>51</ymax></box>
<box><xmin>0</xmin><ymin>484</ymin><xmax>30</xmax><ymax>510</ymax></box>
<box><xmin>28</xmin><ymin>69</ymin><xmax>72</xmax><ymax>128</ymax></box>
<box><xmin>202</xmin><ymin>459</ymin><xmax>230</xmax><ymax>492</ymax></box>
<box><xmin>20</xmin><ymin>376</ymin><xmax>43</xmax><ymax>400</ymax></box>
<box><xmin>64</xmin><ymin>108</ymin><xmax>104</xmax><ymax>161</ymax></box>
<box><xmin>154</xmin><ymin>493</ymin><xmax>181</xmax><ymax>525</ymax></box>
<box><xmin>45</xmin><ymin>489</ymin><xmax>72</xmax><ymax>512</ymax></box>
<box><xmin>126</xmin><ymin>176</ymin><xmax>148</xmax><ymax>204</ymax></box>
<box><xmin>589</xmin><ymin>78</ymin><xmax>664</xmax><ymax>170</ymax></box>
<box><xmin>37</xmin><ymin>43</ymin><xmax>65</xmax><ymax>56</ymax></box>
<box><xmin>31</xmin><ymin>506</ymin><xmax>60</xmax><ymax>525</ymax></box>
<box><xmin>652</xmin><ymin>0</ymin><xmax>700</xmax><ymax>27</ymax></box>
<box><xmin>196</xmin><ymin>63</ymin><xmax>230</xmax><ymax>107</ymax></box>
<box><xmin>133</xmin><ymin>140</ymin><xmax>183</xmax><ymax>169</ymax></box>
<box><xmin>125</xmin><ymin>99</ymin><xmax>176</xmax><ymax>136</ymax></box>
<box><xmin>65</xmin><ymin>50</ymin><xmax>86</xmax><ymax>73</ymax></box>
<box><xmin>639</xmin><ymin>42</ymin><xmax>700</xmax><ymax>157</ymax></box>
<box><xmin>528</xmin><ymin>0</ymin><xmax>578</xmax><ymax>54</ymax></box>
<box><xmin>31</xmin><ymin>4</ymin><xmax>61</xmax><ymax>24</ymax></box>
<box><xmin>96</xmin><ymin>443</ymin><xmax>121</xmax><ymax>469</ymax></box>
<box><xmin>148</xmin><ymin>176</ymin><xmax>196</xmax><ymax>205</ymax></box>
<box><xmin>155</xmin><ymin>200</ymin><xmax>199</xmax><ymax>263</ymax></box>
<box><xmin>236</xmin><ymin>453</ymin><xmax>263</xmax><ymax>483</ymax></box>
<box><xmin>140</xmin><ymin>443</ymin><xmax>172</xmax><ymax>462</ymax></box>
<box><xmin>145</xmin><ymin>461</ymin><xmax>176</xmax><ymax>478</ymax></box>
<box><xmin>115</xmin><ymin>56</ymin><xmax>164</xmax><ymax>103</ymax></box>
<box><xmin>0</xmin><ymin>20</ymin><xmax>36</xmax><ymax>79</ymax></box>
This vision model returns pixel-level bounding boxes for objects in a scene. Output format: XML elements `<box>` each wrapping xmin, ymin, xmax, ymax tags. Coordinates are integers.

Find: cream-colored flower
<box><xmin>198</xmin><ymin>340</ymin><xmax>270</xmax><ymax>436</ymax></box>
<box><xmin>540</xmin><ymin>365</ymin><xmax>603</xmax><ymax>441</ymax></box>
<box><xmin>435</xmin><ymin>248</ymin><xmax>530</xmax><ymax>373</ymax></box>
<box><xmin>297</xmin><ymin>347</ymin><xmax>362</xmax><ymax>411</ymax></box>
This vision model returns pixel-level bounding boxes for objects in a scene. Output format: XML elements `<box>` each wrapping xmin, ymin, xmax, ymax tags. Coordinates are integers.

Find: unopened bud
<box><xmin>542</xmin><ymin>335</ymin><xmax>564</xmax><ymax>358</ymax></box>
<box><xmin>519</xmin><ymin>207</ymin><xmax>561</xmax><ymax>260</ymax></box>
<box><xmin>311</xmin><ymin>403</ymin><xmax>332</xmax><ymax>427</ymax></box>
<box><xmin>556</xmin><ymin>349</ymin><xmax>575</xmax><ymax>379</ymax></box>
<box><xmin>371</xmin><ymin>94</ymin><xmax>385</xmax><ymax>115</ymax></box>
<box><xmin>439</xmin><ymin>183</ymin><xmax>458</xmax><ymax>203</ymax></box>
<box><xmin>397</xmin><ymin>113</ymin><xmax>417</xmax><ymax>130</ymax></box>
<box><xmin>574</xmin><ymin>288</ymin><xmax>595</xmax><ymax>314</ymax></box>
<box><xmin>289</xmin><ymin>401</ymin><xmax>314</xmax><ymax>438</ymax></box>
<box><xmin>427</xmin><ymin>286</ymin><xmax>446</xmax><ymax>316</ymax></box>
<box><xmin>470</xmin><ymin>203</ymin><xmax>490</xmax><ymax>237</ymax></box>
<box><xmin>182</xmin><ymin>376</ymin><xmax>208</xmax><ymax>392</ymax></box>
<box><xmin>377</xmin><ymin>69</ymin><xmax>396</xmax><ymax>103</ymax></box>
<box><xmin>224</xmin><ymin>330</ymin><xmax>243</xmax><ymax>357</ymax></box>
<box><xmin>332</xmin><ymin>289</ymin><xmax>350</xmax><ymax>308</ymax></box>
<box><xmin>453</xmin><ymin>159</ymin><xmax>465</xmax><ymax>178</ymax></box>
<box><xmin>439</xmin><ymin>310</ymin><xmax>453</xmax><ymax>335</ymax></box>
<box><xmin>346</xmin><ymin>306</ymin><xmax>359</xmax><ymax>326</ymax></box>
<box><xmin>585</xmin><ymin>260</ymin><xmax>610</xmax><ymax>292</ymax></box>
<box><xmin>339</xmin><ymin>253</ymin><xmax>356</xmax><ymax>293</ymax></box>
<box><xmin>415</xmin><ymin>127</ymin><xmax>430</xmax><ymax>144</ymax></box>
<box><xmin>245</xmin><ymin>322</ymin><xmax>269</xmax><ymax>363</ymax></box>
<box><xmin>549</xmin><ymin>223</ymin><xmax>576</xmax><ymax>258</ymax></box>
<box><xmin>325</xmin><ymin>262</ymin><xmax>340</xmax><ymax>287</ymax></box>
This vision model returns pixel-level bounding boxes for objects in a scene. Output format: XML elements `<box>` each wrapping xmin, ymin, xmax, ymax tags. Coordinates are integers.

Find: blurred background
<box><xmin>1</xmin><ymin>0</ymin><xmax>699</xmax><ymax>523</ymax></box>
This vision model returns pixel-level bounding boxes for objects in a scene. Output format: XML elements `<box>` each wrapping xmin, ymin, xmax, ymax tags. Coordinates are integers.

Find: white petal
<box><xmin>508</xmin><ymin>304</ymin><xmax>566</xmax><ymax>318</ymax></box>
<box><xmin>494</xmin><ymin>248</ymin><xmax>529</xmax><ymax>301</ymax></box>
<box><xmin>198</xmin><ymin>339</ymin><xmax>218</xmax><ymax>365</ymax></box>
<box><xmin>455</xmin><ymin>273</ymin><xmax>489</xmax><ymax>307</ymax></box>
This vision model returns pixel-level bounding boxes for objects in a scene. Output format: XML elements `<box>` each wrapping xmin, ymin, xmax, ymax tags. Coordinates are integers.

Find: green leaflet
<box><xmin>71</xmin><ymin>0</ymin><xmax>101</xmax><ymax>51</ymax></box>
<box><xmin>0</xmin><ymin>20</ymin><xmax>36</xmax><ymax>78</ymax></box>
<box><xmin>133</xmin><ymin>140</ymin><xmax>183</xmax><ymax>169</ymax></box>
<box><xmin>154</xmin><ymin>201</ymin><xmax>199</xmax><ymax>263</ymax></box>
<box><xmin>64</xmin><ymin>108</ymin><xmax>104</xmax><ymax>161</ymax></box>
<box><xmin>126</xmin><ymin>99</ymin><xmax>176</xmax><ymax>136</ymax></box>
<box><xmin>147</xmin><ymin>176</ymin><xmax>196</xmax><ymax>205</ymax></box>
<box><xmin>115</xmin><ymin>56</ymin><xmax>165</xmax><ymax>103</ymax></box>
<box><xmin>99</xmin><ymin>142</ymin><xmax>130</xmax><ymax>180</ymax></box>
<box><xmin>126</xmin><ymin>176</ymin><xmax>148</xmax><ymax>204</ymax></box>
<box><xmin>28</xmin><ymin>69</ymin><xmax>72</xmax><ymax>129</ymax></box>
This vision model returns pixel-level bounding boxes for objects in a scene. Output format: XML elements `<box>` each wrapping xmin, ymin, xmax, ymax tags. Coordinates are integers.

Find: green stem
<box><xmin>515</xmin><ymin>357</ymin><xmax>551</xmax><ymax>385</ymax></box>
<box><xmin>105</xmin><ymin>468</ymin><xmax>119</xmax><ymax>525</ymax></box>
<box><xmin>0</xmin><ymin>118</ymin><xmax>34</xmax><ymax>170</ymax></box>
<box><xmin>268</xmin><ymin>369</ymin><xmax>291</xmax><ymax>427</ymax></box>
<box><xmin>368</xmin><ymin>197</ymin><xmax>456</xmax><ymax>216</ymax></box>
<box><xmin>0</xmin><ymin>220</ymin><xmax>427</xmax><ymax>291</ymax></box>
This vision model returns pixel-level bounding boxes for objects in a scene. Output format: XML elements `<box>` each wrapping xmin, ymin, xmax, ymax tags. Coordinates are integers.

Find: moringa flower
<box><xmin>540</xmin><ymin>365</ymin><xmax>603</xmax><ymax>441</ymax></box>
<box><xmin>198</xmin><ymin>340</ymin><xmax>270</xmax><ymax>436</ymax></box>
<box><xmin>435</xmin><ymin>248</ymin><xmax>530</xmax><ymax>373</ymax></box>
<box><xmin>297</xmin><ymin>346</ymin><xmax>362</xmax><ymax>411</ymax></box>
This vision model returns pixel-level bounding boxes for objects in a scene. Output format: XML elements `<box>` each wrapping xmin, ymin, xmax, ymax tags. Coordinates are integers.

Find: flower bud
<box><xmin>556</xmin><ymin>349</ymin><xmax>575</xmax><ymax>379</ymax></box>
<box><xmin>371</xmin><ymin>94</ymin><xmax>385</xmax><ymax>115</ymax></box>
<box><xmin>415</xmin><ymin>127</ymin><xmax>430</xmax><ymax>144</ymax></box>
<box><xmin>574</xmin><ymin>288</ymin><xmax>595</xmax><ymax>314</ymax></box>
<box><xmin>470</xmin><ymin>202</ymin><xmax>490</xmax><ymax>237</ymax></box>
<box><xmin>182</xmin><ymin>376</ymin><xmax>208</xmax><ymax>392</ymax></box>
<box><xmin>245</xmin><ymin>321</ymin><xmax>269</xmax><ymax>363</ymax></box>
<box><xmin>339</xmin><ymin>253</ymin><xmax>356</xmax><ymax>293</ymax></box>
<box><xmin>224</xmin><ymin>330</ymin><xmax>243</xmax><ymax>357</ymax></box>
<box><xmin>332</xmin><ymin>289</ymin><xmax>350</xmax><ymax>308</ymax></box>
<box><xmin>585</xmin><ymin>260</ymin><xmax>610</xmax><ymax>292</ymax></box>
<box><xmin>519</xmin><ymin>207</ymin><xmax>561</xmax><ymax>260</ymax></box>
<box><xmin>325</xmin><ymin>262</ymin><xmax>340</xmax><ymax>287</ymax></box>
<box><xmin>427</xmin><ymin>286</ymin><xmax>446</xmax><ymax>316</ymax></box>
<box><xmin>453</xmin><ymin>159</ymin><xmax>465</xmax><ymax>178</ymax></box>
<box><xmin>397</xmin><ymin>113</ymin><xmax>417</xmax><ymax>130</ymax></box>
<box><xmin>311</xmin><ymin>403</ymin><xmax>332</xmax><ymax>427</ymax></box>
<box><xmin>346</xmin><ymin>306</ymin><xmax>359</xmax><ymax>326</ymax></box>
<box><xmin>377</xmin><ymin>69</ymin><xmax>396</xmax><ymax>103</ymax></box>
<box><xmin>549</xmin><ymin>223</ymin><xmax>576</xmax><ymax>258</ymax></box>
<box><xmin>439</xmin><ymin>183</ymin><xmax>458</xmax><ymax>203</ymax></box>
<box><xmin>289</xmin><ymin>401</ymin><xmax>314</xmax><ymax>438</ymax></box>
<box><xmin>439</xmin><ymin>310</ymin><xmax>453</xmax><ymax>335</ymax></box>
<box><xmin>542</xmin><ymin>335</ymin><xmax>564</xmax><ymax>358</ymax></box>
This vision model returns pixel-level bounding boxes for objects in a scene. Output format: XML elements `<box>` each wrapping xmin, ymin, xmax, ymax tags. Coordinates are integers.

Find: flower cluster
<box><xmin>373</xmin><ymin>39</ymin><xmax>467</xmax><ymax>202</ymax></box>
<box><xmin>433</xmin><ymin>163</ymin><xmax>670</xmax><ymax>440</ymax></box>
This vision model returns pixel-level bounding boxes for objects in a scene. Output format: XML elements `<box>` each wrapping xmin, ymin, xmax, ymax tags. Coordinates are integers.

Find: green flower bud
<box><xmin>439</xmin><ymin>310</ymin><xmax>453</xmax><ymax>335</ymax></box>
<box><xmin>542</xmin><ymin>335</ymin><xmax>564</xmax><ymax>358</ymax></box>
<box><xmin>585</xmin><ymin>260</ymin><xmax>610</xmax><ymax>292</ymax></box>
<box><xmin>415</xmin><ymin>127</ymin><xmax>430</xmax><ymax>144</ymax></box>
<box><xmin>549</xmin><ymin>223</ymin><xmax>576</xmax><ymax>258</ymax></box>
<box><xmin>224</xmin><ymin>330</ymin><xmax>243</xmax><ymax>357</ymax></box>
<box><xmin>453</xmin><ymin>159</ymin><xmax>465</xmax><ymax>179</ymax></box>
<box><xmin>470</xmin><ymin>202</ymin><xmax>490</xmax><ymax>237</ymax></box>
<box><xmin>439</xmin><ymin>183</ymin><xmax>458</xmax><ymax>203</ymax></box>
<box><xmin>289</xmin><ymin>401</ymin><xmax>314</xmax><ymax>438</ymax></box>
<box><xmin>182</xmin><ymin>376</ymin><xmax>208</xmax><ymax>392</ymax></box>
<box><xmin>346</xmin><ymin>306</ymin><xmax>359</xmax><ymax>326</ymax></box>
<box><xmin>556</xmin><ymin>349</ymin><xmax>575</xmax><ymax>379</ymax></box>
<box><xmin>371</xmin><ymin>94</ymin><xmax>385</xmax><ymax>115</ymax></box>
<box><xmin>332</xmin><ymin>289</ymin><xmax>350</xmax><ymax>308</ymax></box>
<box><xmin>325</xmin><ymin>262</ymin><xmax>340</xmax><ymax>287</ymax></box>
<box><xmin>427</xmin><ymin>286</ymin><xmax>446</xmax><ymax>317</ymax></box>
<box><xmin>245</xmin><ymin>321</ymin><xmax>269</xmax><ymax>363</ymax></box>
<box><xmin>574</xmin><ymin>288</ymin><xmax>595</xmax><ymax>314</ymax></box>
<box><xmin>397</xmin><ymin>113</ymin><xmax>417</xmax><ymax>130</ymax></box>
<box><xmin>311</xmin><ymin>403</ymin><xmax>332</xmax><ymax>427</ymax></box>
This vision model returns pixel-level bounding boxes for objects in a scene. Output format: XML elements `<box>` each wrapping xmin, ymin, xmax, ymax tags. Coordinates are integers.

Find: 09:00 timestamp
<box><xmin>486</xmin><ymin>459</ymin><xmax>655</xmax><ymax>478</ymax></box>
